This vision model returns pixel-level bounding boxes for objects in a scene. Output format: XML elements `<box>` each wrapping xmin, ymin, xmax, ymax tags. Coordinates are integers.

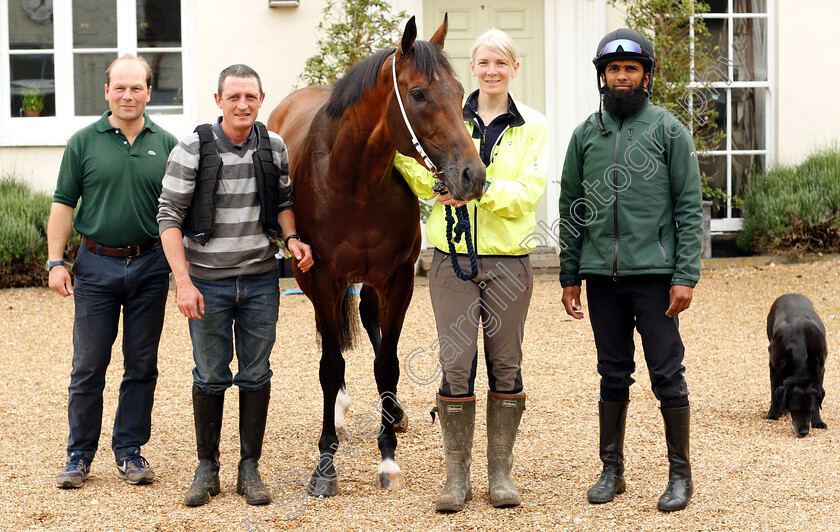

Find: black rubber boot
<box><xmin>657</xmin><ymin>405</ymin><xmax>693</xmax><ymax>512</ymax></box>
<box><xmin>435</xmin><ymin>395</ymin><xmax>475</xmax><ymax>513</ymax></box>
<box><xmin>486</xmin><ymin>391</ymin><xmax>525</xmax><ymax>508</ymax></box>
<box><xmin>236</xmin><ymin>382</ymin><xmax>272</xmax><ymax>506</ymax></box>
<box><xmin>587</xmin><ymin>401</ymin><xmax>628</xmax><ymax>504</ymax></box>
<box><xmin>185</xmin><ymin>385</ymin><xmax>224</xmax><ymax>507</ymax></box>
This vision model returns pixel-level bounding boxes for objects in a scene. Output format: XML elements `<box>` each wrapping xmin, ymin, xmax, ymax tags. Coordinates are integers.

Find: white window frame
<box><xmin>694</xmin><ymin>0</ymin><xmax>774</xmax><ymax>233</ymax></box>
<box><xmin>0</xmin><ymin>0</ymin><xmax>195</xmax><ymax>146</ymax></box>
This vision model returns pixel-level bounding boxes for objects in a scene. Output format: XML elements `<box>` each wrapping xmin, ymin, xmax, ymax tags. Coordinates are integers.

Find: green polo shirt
<box><xmin>53</xmin><ymin>112</ymin><xmax>178</xmax><ymax>246</ymax></box>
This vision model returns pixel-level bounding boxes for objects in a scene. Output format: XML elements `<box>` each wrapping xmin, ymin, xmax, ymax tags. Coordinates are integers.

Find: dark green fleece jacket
<box><xmin>557</xmin><ymin>101</ymin><xmax>702</xmax><ymax>287</ymax></box>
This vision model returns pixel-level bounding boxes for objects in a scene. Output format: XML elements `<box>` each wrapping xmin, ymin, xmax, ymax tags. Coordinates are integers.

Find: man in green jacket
<box><xmin>558</xmin><ymin>28</ymin><xmax>702</xmax><ymax>513</ymax></box>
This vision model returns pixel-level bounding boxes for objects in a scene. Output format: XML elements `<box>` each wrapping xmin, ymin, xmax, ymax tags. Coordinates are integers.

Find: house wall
<box><xmin>4</xmin><ymin>0</ymin><xmax>833</xmax><ymax>196</ymax></box>
<box><xmin>775</xmin><ymin>0</ymin><xmax>840</xmax><ymax>165</ymax></box>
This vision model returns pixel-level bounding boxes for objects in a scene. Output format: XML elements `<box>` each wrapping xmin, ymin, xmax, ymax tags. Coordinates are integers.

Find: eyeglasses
<box><xmin>600</xmin><ymin>39</ymin><xmax>643</xmax><ymax>56</ymax></box>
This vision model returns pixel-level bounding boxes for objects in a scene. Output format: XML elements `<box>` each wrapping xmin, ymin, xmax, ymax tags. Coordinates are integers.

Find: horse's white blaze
<box><xmin>378</xmin><ymin>458</ymin><xmax>401</xmax><ymax>474</ymax></box>
<box><xmin>334</xmin><ymin>387</ymin><xmax>351</xmax><ymax>430</ymax></box>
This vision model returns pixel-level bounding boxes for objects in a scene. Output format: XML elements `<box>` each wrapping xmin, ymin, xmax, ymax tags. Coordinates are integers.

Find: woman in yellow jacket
<box><xmin>394</xmin><ymin>29</ymin><xmax>549</xmax><ymax>512</ymax></box>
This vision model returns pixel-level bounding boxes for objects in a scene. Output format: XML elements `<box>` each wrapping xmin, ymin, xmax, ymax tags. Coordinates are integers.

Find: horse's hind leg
<box><xmin>373</xmin><ymin>261</ymin><xmax>415</xmax><ymax>490</ymax></box>
<box><xmin>360</xmin><ymin>284</ymin><xmax>382</xmax><ymax>351</ymax></box>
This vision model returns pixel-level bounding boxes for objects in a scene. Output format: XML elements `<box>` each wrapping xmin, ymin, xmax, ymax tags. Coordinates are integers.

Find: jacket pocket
<box><xmin>658</xmin><ymin>227</ymin><xmax>669</xmax><ymax>264</ymax></box>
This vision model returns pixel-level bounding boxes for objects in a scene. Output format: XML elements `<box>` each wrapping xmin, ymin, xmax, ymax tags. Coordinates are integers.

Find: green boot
<box><xmin>486</xmin><ymin>391</ymin><xmax>526</xmax><ymax>508</ymax></box>
<box><xmin>587</xmin><ymin>401</ymin><xmax>628</xmax><ymax>503</ymax></box>
<box><xmin>185</xmin><ymin>385</ymin><xmax>224</xmax><ymax>507</ymax></box>
<box><xmin>658</xmin><ymin>405</ymin><xmax>693</xmax><ymax>512</ymax></box>
<box><xmin>236</xmin><ymin>383</ymin><xmax>272</xmax><ymax>506</ymax></box>
<box><xmin>435</xmin><ymin>395</ymin><xmax>475</xmax><ymax>513</ymax></box>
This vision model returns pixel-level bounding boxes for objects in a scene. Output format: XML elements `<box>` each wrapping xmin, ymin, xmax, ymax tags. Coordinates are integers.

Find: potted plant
<box><xmin>21</xmin><ymin>85</ymin><xmax>44</xmax><ymax>117</ymax></box>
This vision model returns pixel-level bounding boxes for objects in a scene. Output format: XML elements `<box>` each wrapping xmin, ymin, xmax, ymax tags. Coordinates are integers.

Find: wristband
<box><xmin>283</xmin><ymin>234</ymin><xmax>301</xmax><ymax>248</ymax></box>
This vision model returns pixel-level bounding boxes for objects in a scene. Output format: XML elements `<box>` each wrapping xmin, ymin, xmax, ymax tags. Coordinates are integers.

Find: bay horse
<box><xmin>267</xmin><ymin>16</ymin><xmax>486</xmax><ymax>497</ymax></box>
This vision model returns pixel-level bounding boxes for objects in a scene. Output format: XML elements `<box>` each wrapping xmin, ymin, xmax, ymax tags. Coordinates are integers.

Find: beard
<box><xmin>602</xmin><ymin>84</ymin><xmax>649</xmax><ymax>118</ymax></box>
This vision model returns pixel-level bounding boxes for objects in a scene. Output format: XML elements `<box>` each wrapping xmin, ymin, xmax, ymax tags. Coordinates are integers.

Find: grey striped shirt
<box><xmin>157</xmin><ymin>124</ymin><xmax>293</xmax><ymax>280</ymax></box>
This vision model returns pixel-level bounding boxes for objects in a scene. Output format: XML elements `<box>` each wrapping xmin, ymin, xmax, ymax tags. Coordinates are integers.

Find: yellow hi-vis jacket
<box><xmin>393</xmin><ymin>98</ymin><xmax>550</xmax><ymax>256</ymax></box>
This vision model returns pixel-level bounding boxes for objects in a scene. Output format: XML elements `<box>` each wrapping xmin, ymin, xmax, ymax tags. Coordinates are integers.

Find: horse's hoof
<box><xmin>307</xmin><ymin>476</ymin><xmax>339</xmax><ymax>498</ymax></box>
<box><xmin>393</xmin><ymin>413</ymin><xmax>409</xmax><ymax>433</ymax></box>
<box><xmin>376</xmin><ymin>470</ymin><xmax>406</xmax><ymax>490</ymax></box>
<box><xmin>335</xmin><ymin>426</ymin><xmax>346</xmax><ymax>441</ymax></box>
<box><xmin>376</xmin><ymin>458</ymin><xmax>405</xmax><ymax>490</ymax></box>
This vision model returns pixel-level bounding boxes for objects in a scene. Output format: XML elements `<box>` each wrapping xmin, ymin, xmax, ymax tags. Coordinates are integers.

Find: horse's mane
<box><xmin>323</xmin><ymin>41</ymin><xmax>456</xmax><ymax>121</ymax></box>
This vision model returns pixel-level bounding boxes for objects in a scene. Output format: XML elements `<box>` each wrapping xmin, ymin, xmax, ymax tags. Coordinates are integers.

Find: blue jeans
<box><xmin>67</xmin><ymin>243</ymin><xmax>171</xmax><ymax>464</ymax></box>
<box><xmin>188</xmin><ymin>268</ymin><xmax>279</xmax><ymax>395</ymax></box>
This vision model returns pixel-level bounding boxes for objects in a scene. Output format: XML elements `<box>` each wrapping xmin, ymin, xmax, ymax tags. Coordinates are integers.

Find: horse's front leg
<box><xmin>307</xmin><ymin>274</ymin><xmax>347</xmax><ymax>498</ymax></box>
<box><xmin>372</xmin><ymin>261</ymin><xmax>415</xmax><ymax>490</ymax></box>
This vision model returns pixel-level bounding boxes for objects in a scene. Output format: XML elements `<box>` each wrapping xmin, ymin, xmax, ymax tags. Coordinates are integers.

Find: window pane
<box><xmin>732</xmin><ymin>154</ymin><xmax>765</xmax><ymax>217</ymax></box>
<box><xmin>692</xmin><ymin>89</ymin><xmax>725</xmax><ymax>151</ymax></box>
<box><xmin>732</xmin><ymin>88</ymin><xmax>765</xmax><ymax>151</ymax></box>
<box><xmin>698</xmin><ymin>154</ymin><xmax>728</xmax><ymax>219</ymax></box>
<box><xmin>144</xmin><ymin>52</ymin><xmax>183</xmax><ymax>107</ymax></box>
<box><xmin>10</xmin><ymin>54</ymin><xmax>55</xmax><ymax>116</ymax></box>
<box><xmin>733</xmin><ymin>17</ymin><xmax>767</xmax><ymax>81</ymax></box>
<box><xmin>735</xmin><ymin>0</ymin><xmax>766</xmax><ymax>13</ymax></box>
<box><xmin>705</xmin><ymin>0</ymin><xmax>728</xmax><ymax>13</ymax></box>
<box><xmin>701</xmin><ymin>17</ymin><xmax>728</xmax><ymax>64</ymax></box>
<box><xmin>137</xmin><ymin>0</ymin><xmax>181</xmax><ymax>47</ymax></box>
<box><xmin>74</xmin><ymin>52</ymin><xmax>117</xmax><ymax>116</ymax></box>
<box><xmin>73</xmin><ymin>0</ymin><xmax>117</xmax><ymax>48</ymax></box>
<box><xmin>9</xmin><ymin>0</ymin><xmax>53</xmax><ymax>49</ymax></box>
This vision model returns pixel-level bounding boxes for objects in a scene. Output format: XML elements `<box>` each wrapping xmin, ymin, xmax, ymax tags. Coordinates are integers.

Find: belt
<box><xmin>82</xmin><ymin>235</ymin><xmax>160</xmax><ymax>258</ymax></box>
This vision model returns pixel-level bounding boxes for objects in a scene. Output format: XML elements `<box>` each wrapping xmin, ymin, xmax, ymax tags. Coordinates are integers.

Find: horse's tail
<box><xmin>338</xmin><ymin>291</ymin><xmax>361</xmax><ymax>352</ymax></box>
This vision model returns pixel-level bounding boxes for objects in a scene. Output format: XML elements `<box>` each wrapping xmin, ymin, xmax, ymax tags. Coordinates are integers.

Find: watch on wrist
<box><xmin>283</xmin><ymin>234</ymin><xmax>301</xmax><ymax>248</ymax></box>
<box><xmin>46</xmin><ymin>260</ymin><xmax>65</xmax><ymax>271</ymax></box>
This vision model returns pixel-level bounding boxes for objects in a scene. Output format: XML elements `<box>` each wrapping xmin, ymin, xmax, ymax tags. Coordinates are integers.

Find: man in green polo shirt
<box><xmin>47</xmin><ymin>54</ymin><xmax>178</xmax><ymax>489</ymax></box>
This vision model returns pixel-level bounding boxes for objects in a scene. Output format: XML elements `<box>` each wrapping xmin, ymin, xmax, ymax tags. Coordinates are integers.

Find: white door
<box><xmin>424</xmin><ymin>0</ymin><xmax>545</xmax><ymax>113</ymax></box>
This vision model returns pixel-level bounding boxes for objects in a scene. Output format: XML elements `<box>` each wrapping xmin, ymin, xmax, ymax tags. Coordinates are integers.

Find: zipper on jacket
<box><xmin>473</xmin><ymin>204</ymin><xmax>478</xmax><ymax>253</ymax></box>
<box><xmin>612</xmin><ymin>118</ymin><xmax>624</xmax><ymax>280</ymax></box>
<box><xmin>658</xmin><ymin>227</ymin><xmax>669</xmax><ymax>263</ymax></box>
<box><xmin>628</xmin><ymin>128</ymin><xmax>633</xmax><ymax>143</ymax></box>
<box><xmin>489</xmin><ymin>124</ymin><xmax>511</xmax><ymax>165</ymax></box>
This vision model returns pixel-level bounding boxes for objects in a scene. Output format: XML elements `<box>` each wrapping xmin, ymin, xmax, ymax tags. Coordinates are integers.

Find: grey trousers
<box><xmin>429</xmin><ymin>249</ymin><xmax>534</xmax><ymax>396</ymax></box>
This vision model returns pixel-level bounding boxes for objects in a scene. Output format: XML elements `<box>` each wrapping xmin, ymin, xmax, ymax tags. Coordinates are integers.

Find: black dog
<box><xmin>766</xmin><ymin>294</ymin><xmax>828</xmax><ymax>437</ymax></box>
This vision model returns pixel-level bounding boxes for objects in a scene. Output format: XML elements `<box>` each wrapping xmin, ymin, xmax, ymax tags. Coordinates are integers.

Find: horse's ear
<box><xmin>400</xmin><ymin>15</ymin><xmax>417</xmax><ymax>54</ymax></box>
<box><xmin>429</xmin><ymin>13</ymin><xmax>448</xmax><ymax>49</ymax></box>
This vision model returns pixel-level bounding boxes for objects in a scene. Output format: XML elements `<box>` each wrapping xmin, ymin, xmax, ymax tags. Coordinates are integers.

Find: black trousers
<box><xmin>585</xmin><ymin>274</ymin><xmax>689</xmax><ymax>402</ymax></box>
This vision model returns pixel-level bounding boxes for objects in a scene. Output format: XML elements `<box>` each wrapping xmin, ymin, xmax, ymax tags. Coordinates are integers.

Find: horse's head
<box><xmin>386</xmin><ymin>16</ymin><xmax>486</xmax><ymax>202</ymax></box>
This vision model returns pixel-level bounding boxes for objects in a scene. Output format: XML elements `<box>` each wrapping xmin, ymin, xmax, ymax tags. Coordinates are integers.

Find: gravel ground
<box><xmin>1</xmin><ymin>259</ymin><xmax>839</xmax><ymax>531</ymax></box>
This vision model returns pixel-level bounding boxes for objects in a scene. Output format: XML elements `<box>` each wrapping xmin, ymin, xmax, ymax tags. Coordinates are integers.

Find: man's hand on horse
<box><xmin>289</xmin><ymin>240</ymin><xmax>314</xmax><ymax>272</ymax></box>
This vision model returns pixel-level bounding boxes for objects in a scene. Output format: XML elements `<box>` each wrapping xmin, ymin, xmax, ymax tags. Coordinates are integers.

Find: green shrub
<box><xmin>738</xmin><ymin>145</ymin><xmax>840</xmax><ymax>254</ymax></box>
<box><xmin>0</xmin><ymin>175</ymin><xmax>52</xmax><ymax>263</ymax></box>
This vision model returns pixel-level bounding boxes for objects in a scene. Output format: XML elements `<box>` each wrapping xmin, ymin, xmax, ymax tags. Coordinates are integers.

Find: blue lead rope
<box><xmin>433</xmin><ymin>178</ymin><xmax>479</xmax><ymax>281</ymax></box>
<box><xmin>444</xmin><ymin>204</ymin><xmax>479</xmax><ymax>281</ymax></box>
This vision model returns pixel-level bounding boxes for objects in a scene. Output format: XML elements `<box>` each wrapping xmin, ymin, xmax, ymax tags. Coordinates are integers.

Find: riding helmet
<box><xmin>593</xmin><ymin>28</ymin><xmax>656</xmax><ymax>93</ymax></box>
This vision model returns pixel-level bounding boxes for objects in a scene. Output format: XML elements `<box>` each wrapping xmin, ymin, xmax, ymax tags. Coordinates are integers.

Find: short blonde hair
<box><xmin>470</xmin><ymin>29</ymin><xmax>519</xmax><ymax>66</ymax></box>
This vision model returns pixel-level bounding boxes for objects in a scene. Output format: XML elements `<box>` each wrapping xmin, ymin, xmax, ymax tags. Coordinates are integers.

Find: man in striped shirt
<box><xmin>157</xmin><ymin>64</ymin><xmax>312</xmax><ymax>507</ymax></box>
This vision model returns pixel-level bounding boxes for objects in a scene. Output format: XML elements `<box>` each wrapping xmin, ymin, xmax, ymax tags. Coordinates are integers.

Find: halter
<box><xmin>391</xmin><ymin>53</ymin><xmax>478</xmax><ymax>281</ymax></box>
<box><xmin>391</xmin><ymin>54</ymin><xmax>443</xmax><ymax>185</ymax></box>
